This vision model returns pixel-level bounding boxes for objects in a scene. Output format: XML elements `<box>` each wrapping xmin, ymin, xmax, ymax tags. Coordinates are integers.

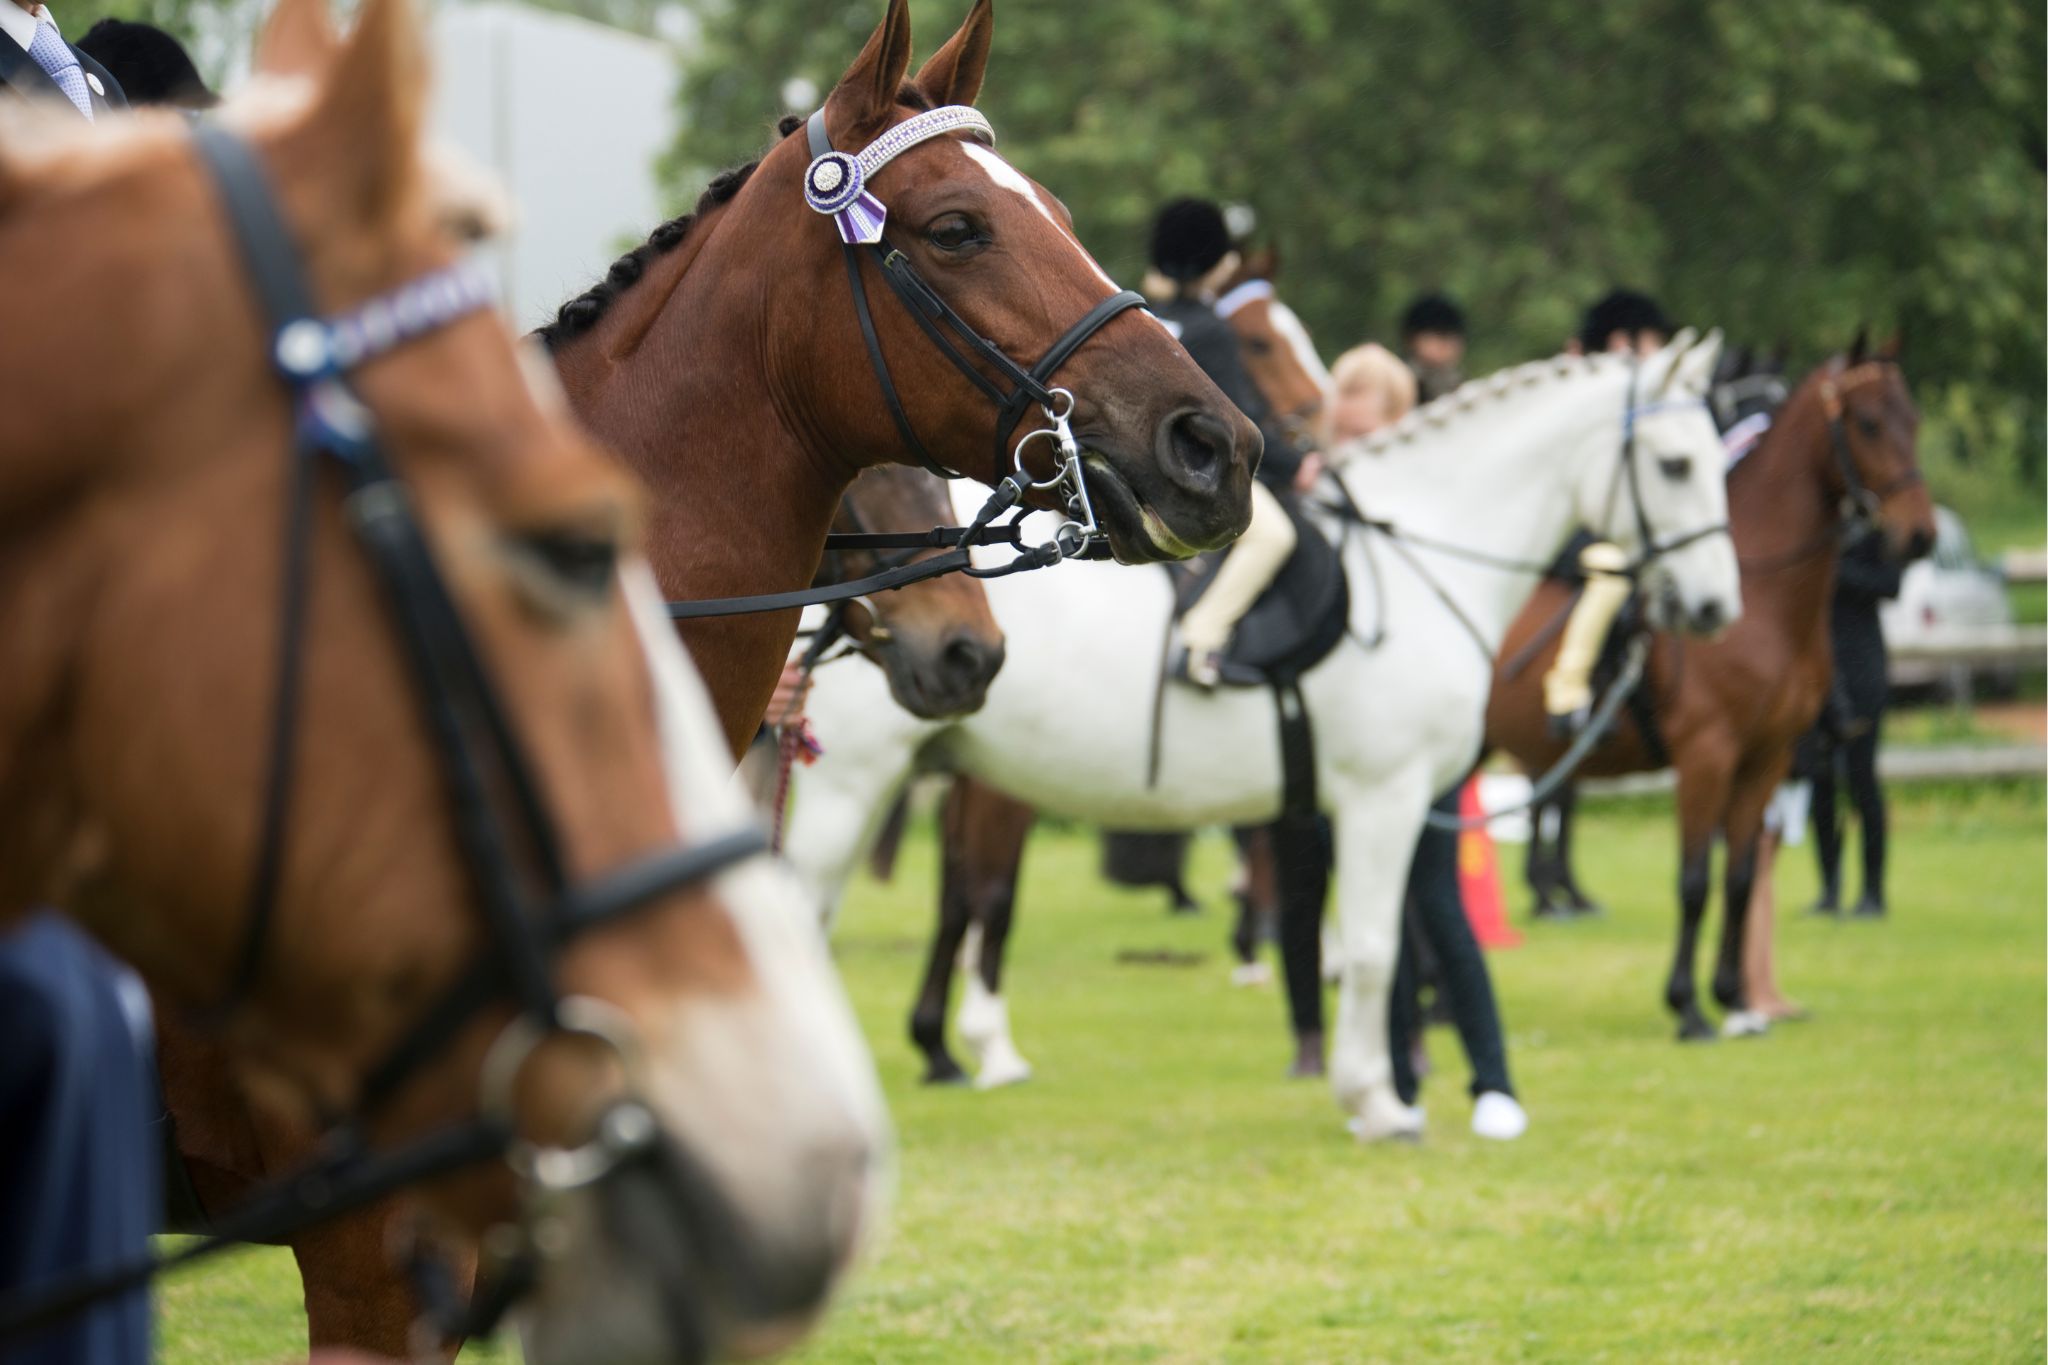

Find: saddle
<box><xmin>1590</xmin><ymin>595</ymin><xmax>1670</xmax><ymax>766</ymax></box>
<box><xmin>1168</xmin><ymin>498</ymin><xmax>1349</xmax><ymax>687</ymax></box>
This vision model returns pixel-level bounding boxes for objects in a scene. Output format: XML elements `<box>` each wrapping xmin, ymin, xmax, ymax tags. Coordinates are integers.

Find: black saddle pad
<box><xmin>1171</xmin><ymin>497</ymin><xmax>1349</xmax><ymax>686</ymax></box>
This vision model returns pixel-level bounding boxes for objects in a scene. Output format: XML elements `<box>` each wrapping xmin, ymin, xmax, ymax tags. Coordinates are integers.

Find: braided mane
<box><xmin>536</xmin><ymin>114</ymin><xmax>806</xmax><ymax>349</ymax></box>
<box><xmin>1350</xmin><ymin>351</ymin><xmax>1628</xmax><ymax>457</ymax></box>
<box><xmin>537</xmin><ymin>81</ymin><xmax>941</xmax><ymax>350</ymax></box>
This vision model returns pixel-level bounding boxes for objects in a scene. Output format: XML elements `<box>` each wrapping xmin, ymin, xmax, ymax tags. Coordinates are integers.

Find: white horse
<box><xmin>789</xmin><ymin>334</ymin><xmax>1739</xmax><ymax>1140</ymax></box>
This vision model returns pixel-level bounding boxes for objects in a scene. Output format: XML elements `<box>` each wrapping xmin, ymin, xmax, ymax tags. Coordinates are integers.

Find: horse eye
<box><xmin>518</xmin><ymin>528</ymin><xmax>618</xmax><ymax>598</ymax></box>
<box><xmin>927</xmin><ymin>215</ymin><xmax>983</xmax><ymax>252</ymax></box>
<box><xmin>1245</xmin><ymin>338</ymin><xmax>1274</xmax><ymax>356</ymax></box>
<box><xmin>1658</xmin><ymin>456</ymin><xmax>1693</xmax><ymax>481</ymax></box>
<box><xmin>1855</xmin><ymin>415</ymin><xmax>1882</xmax><ymax>438</ymax></box>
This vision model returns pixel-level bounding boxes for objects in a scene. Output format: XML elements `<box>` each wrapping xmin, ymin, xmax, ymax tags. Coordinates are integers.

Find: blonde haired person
<box><xmin>1322</xmin><ymin>342</ymin><xmax>1419</xmax><ymax>452</ymax></box>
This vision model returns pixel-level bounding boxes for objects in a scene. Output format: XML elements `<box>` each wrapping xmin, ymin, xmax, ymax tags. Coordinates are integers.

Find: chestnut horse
<box><xmin>1484</xmin><ymin>340</ymin><xmax>1935</xmax><ymax>1040</ymax></box>
<box><xmin>157</xmin><ymin>0</ymin><xmax>1237</xmax><ymax>1352</ymax></box>
<box><xmin>0</xmin><ymin>0</ymin><xmax>882</xmax><ymax>1356</ymax></box>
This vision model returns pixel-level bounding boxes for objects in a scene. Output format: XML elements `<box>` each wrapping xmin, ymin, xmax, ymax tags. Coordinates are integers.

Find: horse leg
<box><xmin>1328</xmin><ymin>779</ymin><xmax>1430</xmax><ymax>1140</ymax></box>
<box><xmin>909</xmin><ymin>780</ymin><xmax>975</xmax><ymax>1085</ymax></box>
<box><xmin>1555</xmin><ymin>784</ymin><xmax>1604</xmax><ymax>916</ymax></box>
<box><xmin>1227</xmin><ymin>824</ymin><xmax>1274</xmax><ymax>985</ymax></box>
<box><xmin>1270</xmin><ymin>813</ymin><xmax>1331</xmax><ymax>1077</ymax></box>
<box><xmin>1713</xmin><ymin>771</ymin><xmax>1778</xmax><ymax>1037</ymax></box>
<box><xmin>1667</xmin><ymin>759</ymin><xmax>1733</xmax><ymax>1042</ymax></box>
<box><xmin>948</xmin><ymin>779</ymin><xmax>1038</xmax><ymax>1089</ymax></box>
<box><xmin>1525</xmin><ymin>794</ymin><xmax>1567</xmax><ymax>919</ymax></box>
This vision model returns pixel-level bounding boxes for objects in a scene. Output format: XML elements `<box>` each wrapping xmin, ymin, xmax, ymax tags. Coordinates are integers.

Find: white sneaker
<box><xmin>1471</xmin><ymin>1091</ymin><xmax>1528</xmax><ymax>1141</ymax></box>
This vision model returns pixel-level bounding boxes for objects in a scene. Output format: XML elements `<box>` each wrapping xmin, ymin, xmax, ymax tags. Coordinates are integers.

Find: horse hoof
<box><xmin>1287</xmin><ymin>1057</ymin><xmax>1325</xmax><ymax>1080</ymax></box>
<box><xmin>974</xmin><ymin>1056</ymin><xmax>1033</xmax><ymax>1090</ymax></box>
<box><xmin>1675</xmin><ymin>1017</ymin><xmax>1717</xmax><ymax>1043</ymax></box>
<box><xmin>1230</xmin><ymin>961</ymin><xmax>1272</xmax><ymax>988</ymax></box>
<box><xmin>1568</xmin><ymin>899</ymin><xmax>1605</xmax><ymax>918</ymax></box>
<box><xmin>1721</xmin><ymin>1009</ymin><xmax>1770</xmax><ymax>1039</ymax></box>
<box><xmin>922</xmin><ymin>1063</ymin><xmax>970</xmax><ymax>1086</ymax></box>
<box><xmin>1346</xmin><ymin>1106</ymin><xmax>1425</xmax><ymax>1144</ymax></box>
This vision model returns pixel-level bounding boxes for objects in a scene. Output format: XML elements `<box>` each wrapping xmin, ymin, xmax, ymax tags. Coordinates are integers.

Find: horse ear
<box><xmin>825</xmin><ymin>0</ymin><xmax>915</xmax><ymax>138</ymax></box>
<box><xmin>295</xmin><ymin>0</ymin><xmax>425</xmax><ymax>229</ymax></box>
<box><xmin>255</xmin><ymin>0</ymin><xmax>339</xmax><ymax>80</ymax></box>
<box><xmin>1649</xmin><ymin>326</ymin><xmax>1697</xmax><ymax>394</ymax></box>
<box><xmin>1243</xmin><ymin>244</ymin><xmax>1278</xmax><ymax>281</ymax></box>
<box><xmin>1661</xmin><ymin>327</ymin><xmax>1720</xmax><ymax>396</ymax></box>
<box><xmin>1879</xmin><ymin>328</ymin><xmax>1903</xmax><ymax>361</ymax></box>
<box><xmin>1848</xmin><ymin>324</ymin><xmax>1869</xmax><ymax>364</ymax></box>
<box><xmin>913</xmin><ymin>0</ymin><xmax>992</xmax><ymax>107</ymax></box>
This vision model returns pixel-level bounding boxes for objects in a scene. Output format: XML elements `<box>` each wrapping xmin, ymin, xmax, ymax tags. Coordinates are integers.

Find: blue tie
<box><xmin>27</xmin><ymin>19</ymin><xmax>93</xmax><ymax>121</ymax></box>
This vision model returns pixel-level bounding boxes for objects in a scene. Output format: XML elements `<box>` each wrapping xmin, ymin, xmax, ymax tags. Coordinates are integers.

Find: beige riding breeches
<box><xmin>1180</xmin><ymin>480</ymin><xmax>1297</xmax><ymax>658</ymax></box>
<box><xmin>1543</xmin><ymin>540</ymin><xmax>1632</xmax><ymax>716</ymax></box>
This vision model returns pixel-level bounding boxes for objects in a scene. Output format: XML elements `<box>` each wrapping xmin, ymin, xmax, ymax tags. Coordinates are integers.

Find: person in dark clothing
<box><xmin>75</xmin><ymin>18</ymin><xmax>216</xmax><ymax>109</ymax></box>
<box><xmin>1572</xmin><ymin>287</ymin><xmax>1672</xmax><ymax>357</ymax></box>
<box><xmin>0</xmin><ymin>913</ymin><xmax>161</xmax><ymax>1365</ymax></box>
<box><xmin>1398</xmin><ymin>292</ymin><xmax>1467</xmax><ymax>403</ymax></box>
<box><xmin>1810</xmin><ymin>525</ymin><xmax>1903</xmax><ymax>916</ymax></box>
<box><xmin>1387</xmin><ymin>790</ymin><xmax>1526</xmax><ymax>1139</ymax></box>
<box><xmin>1147</xmin><ymin>196</ymin><xmax>1306</xmax><ymax>684</ymax></box>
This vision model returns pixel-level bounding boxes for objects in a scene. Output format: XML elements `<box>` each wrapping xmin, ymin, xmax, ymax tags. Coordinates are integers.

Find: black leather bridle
<box><xmin>804</xmin><ymin>107</ymin><xmax>1145</xmax><ymax>544</ymax></box>
<box><xmin>0</xmin><ymin>122</ymin><xmax>767</xmax><ymax>1345</ymax></box>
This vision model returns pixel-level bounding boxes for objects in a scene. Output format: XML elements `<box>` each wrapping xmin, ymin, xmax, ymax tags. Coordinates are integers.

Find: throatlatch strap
<box><xmin>810</xmin><ymin>111</ymin><xmax>961</xmax><ymax>479</ymax></box>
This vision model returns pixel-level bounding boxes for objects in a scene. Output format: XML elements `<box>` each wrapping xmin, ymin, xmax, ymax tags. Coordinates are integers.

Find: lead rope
<box><xmin>766</xmin><ymin>611</ymin><xmax>842</xmax><ymax>852</ymax></box>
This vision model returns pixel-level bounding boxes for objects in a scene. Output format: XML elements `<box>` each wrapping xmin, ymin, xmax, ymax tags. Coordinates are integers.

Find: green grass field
<box><xmin>158</xmin><ymin>784</ymin><xmax>2045</xmax><ymax>1364</ymax></box>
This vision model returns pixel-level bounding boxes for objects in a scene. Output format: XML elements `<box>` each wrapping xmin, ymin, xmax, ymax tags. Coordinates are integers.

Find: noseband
<box><xmin>0</xmin><ymin>123</ymin><xmax>767</xmax><ymax>1343</ymax></box>
<box><xmin>804</xmin><ymin>105</ymin><xmax>1145</xmax><ymax>557</ymax></box>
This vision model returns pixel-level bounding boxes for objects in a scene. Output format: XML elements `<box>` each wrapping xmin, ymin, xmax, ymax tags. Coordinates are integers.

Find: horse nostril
<box><xmin>1159</xmin><ymin>409</ymin><xmax>1235</xmax><ymax>494</ymax></box>
<box><xmin>942</xmin><ymin>636</ymin><xmax>1004</xmax><ymax>690</ymax></box>
<box><xmin>1693</xmin><ymin>600</ymin><xmax>1725</xmax><ymax>634</ymax></box>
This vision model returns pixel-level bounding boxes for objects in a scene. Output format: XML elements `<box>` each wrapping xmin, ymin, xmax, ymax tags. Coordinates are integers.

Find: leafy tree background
<box><xmin>53</xmin><ymin>0</ymin><xmax>2039</xmax><ymax>513</ymax></box>
<box><xmin>667</xmin><ymin>0</ymin><xmax>2044</xmax><ymax>512</ymax></box>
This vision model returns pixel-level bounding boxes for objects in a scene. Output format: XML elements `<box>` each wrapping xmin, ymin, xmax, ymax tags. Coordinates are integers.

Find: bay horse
<box><xmin>820</xmin><ymin>465</ymin><xmax>1006</xmax><ymax>721</ymax></box>
<box><xmin>788</xmin><ymin>337</ymin><xmax>1744</xmax><ymax>1138</ymax></box>
<box><xmin>1484</xmin><ymin>338</ymin><xmax>1935</xmax><ymax>1040</ymax></box>
<box><xmin>0</xmin><ymin>0</ymin><xmax>882</xmax><ymax>1355</ymax></box>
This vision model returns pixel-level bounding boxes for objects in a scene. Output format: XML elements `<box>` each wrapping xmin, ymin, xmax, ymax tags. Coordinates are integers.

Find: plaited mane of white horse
<box><xmin>786</xmin><ymin>333</ymin><xmax>1739</xmax><ymax>1141</ymax></box>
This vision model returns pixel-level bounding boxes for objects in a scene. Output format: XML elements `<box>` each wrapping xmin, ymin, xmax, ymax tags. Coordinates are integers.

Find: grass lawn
<box><xmin>156</xmin><ymin>784</ymin><xmax>2045</xmax><ymax>1364</ymax></box>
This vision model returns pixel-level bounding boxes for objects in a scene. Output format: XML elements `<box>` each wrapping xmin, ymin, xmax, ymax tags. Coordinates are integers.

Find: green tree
<box><xmin>672</xmin><ymin>0</ymin><xmax>2044</xmax><ymax>489</ymax></box>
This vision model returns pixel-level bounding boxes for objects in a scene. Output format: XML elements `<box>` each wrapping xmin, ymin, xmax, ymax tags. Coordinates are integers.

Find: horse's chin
<box><xmin>1083</xmin><ymin>454</ymin><xmax>1204</xmax><ymax>565</ymax></box>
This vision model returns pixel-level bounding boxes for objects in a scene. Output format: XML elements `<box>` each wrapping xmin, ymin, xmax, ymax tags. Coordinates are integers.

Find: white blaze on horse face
<box><xmin>602</xmin><ymin>565</ymin><xmax>889</xmax><ymax>1330</ymax></box>
<box><xmin>957</xmin><ymin>141</ymin><xmax>1129</xmax><ymax>300</ymax></box>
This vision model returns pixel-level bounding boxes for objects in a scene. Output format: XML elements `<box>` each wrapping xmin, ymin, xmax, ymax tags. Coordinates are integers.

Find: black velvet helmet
<box><xmin>1577</xmin><ymin>288</ymin><xmax>1672</xmax><ymax>354</ymax></box>
<box><xmin>76</xmin><ymin>19</ymin><xmax>217</xmax><ymax>109</ymax></box>
<box><xmin>1149</xmin><ymin>198</ymin><xmax>1232</xmax><ymax>283</ymax></box>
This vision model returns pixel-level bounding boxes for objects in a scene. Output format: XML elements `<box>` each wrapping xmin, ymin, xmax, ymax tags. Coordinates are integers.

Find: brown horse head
<box><xmin>1814</xmin><ymin>333</ymin><xmax>1936</xmax><ymax>562</ymax></box>
<box><xmin>1216</xmin><ymin>247</ymin><xmax>1332</xmax><ymax>450</ymax></box>
<box><xmin>754</xmin><ymin>0</ymin><xmax>1259</xmax><ymax>561</ymax></box>
<box><xmin>831</xmin><ymin>467</ymin><xmax>1006</xmax><ymax>718</ymax></box>
<box><xmin>0</xmin><ymin>0</ymin><xmax>882</xmax><ymax>1352</ymax></box>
